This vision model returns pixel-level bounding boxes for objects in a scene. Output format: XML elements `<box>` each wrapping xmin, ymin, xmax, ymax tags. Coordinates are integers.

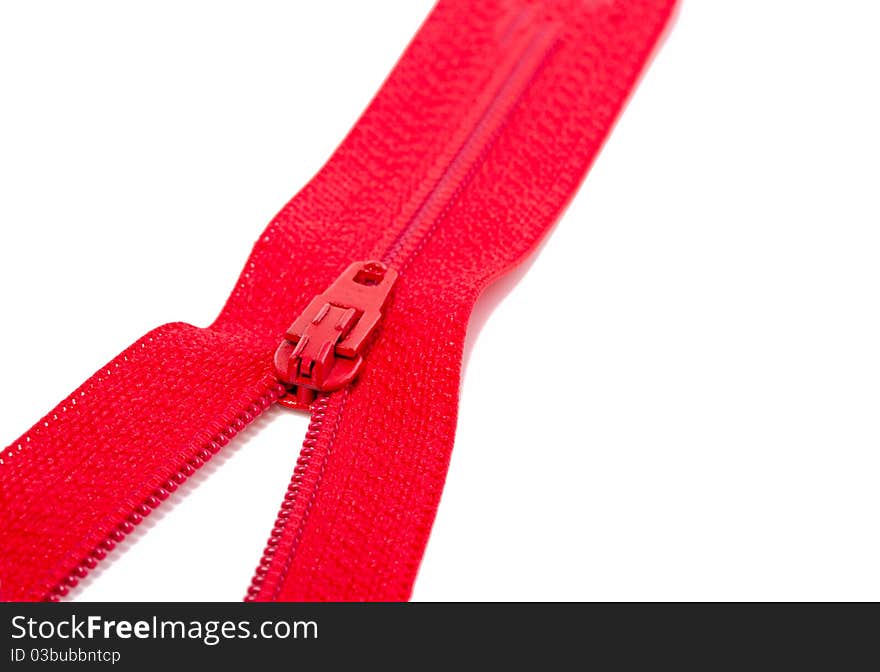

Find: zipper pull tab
<box><xmin>274</xmin><ymin>260</ymin><xmax>398</xmax><ymax>409</ymax></box>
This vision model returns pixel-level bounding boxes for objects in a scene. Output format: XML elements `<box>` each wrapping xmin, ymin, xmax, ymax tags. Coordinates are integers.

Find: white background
<box><xmin>2</xmin><ymin>1</ymin><xmax>879</xmax><ymax>601</ymax></box>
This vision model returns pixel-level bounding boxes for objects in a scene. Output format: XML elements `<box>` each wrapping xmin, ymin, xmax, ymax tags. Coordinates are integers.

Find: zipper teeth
<box><xmin>381</xmin><ymin>24</ymin><xmax>559</xmax><ymax>269</ymax></box>
<box><xmin>246</xmin><ymin>19</ymin><xmax>560</xmax><ymax>602</ymax></box>
<box><xmin>43</xmin><ymin>382</ymin><xmax>287</xmax><ymax>602</ymax></box>
<box><xmin>244</xmin><ymin>394</ymin><xmax>331</xmax><ymax>601</ymax></box>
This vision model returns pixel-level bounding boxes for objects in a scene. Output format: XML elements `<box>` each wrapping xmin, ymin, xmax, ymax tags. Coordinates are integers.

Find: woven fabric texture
<box><xmin>0</xmin><ymin>0</ymin><xmax>675</xmax><ymax>601</ymax></box>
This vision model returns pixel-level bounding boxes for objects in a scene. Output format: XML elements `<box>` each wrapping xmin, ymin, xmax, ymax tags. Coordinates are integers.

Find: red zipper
<box><xmin>0</xmin><ymin>0</ymin><xmax>677</xmax><ymax>602</ymax></box>
<box><xmin>246</xmin><ymin>20</ymin><xmax>559</xmax><ymax>600</ymax></box>
<box><xmin>36</xmin><ymin>6</ymin><xmax>560</xmax><ymax>603</ymax></box>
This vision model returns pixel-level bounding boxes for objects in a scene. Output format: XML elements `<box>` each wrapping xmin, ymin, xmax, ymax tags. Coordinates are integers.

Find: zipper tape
<box><xmin>0</xmin><ymin>0</ymin><xmax>677</xmax><ymax>602</ymax></box>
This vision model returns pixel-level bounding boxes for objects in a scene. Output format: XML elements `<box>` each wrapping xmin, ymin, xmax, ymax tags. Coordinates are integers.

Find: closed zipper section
<box><xmin>246</xmin><ymin>18</ymin><xmax>560</xmax><ymax>601</ymax></box>
<box><xmin>381</xmin><ymin>20</ymin><xmax>559</xmax><ymax>270</ymax></box>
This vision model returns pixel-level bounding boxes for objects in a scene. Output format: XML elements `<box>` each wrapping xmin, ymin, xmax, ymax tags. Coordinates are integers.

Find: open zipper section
<box><xmin>41</xmin><ymin>382</ymin><xmax>287</xmax><ymax>601</ymax></box>
<box><xmin>245</xmin><ymin>17</ymin><xmax>560</xmax><ymax>602</ymax></box>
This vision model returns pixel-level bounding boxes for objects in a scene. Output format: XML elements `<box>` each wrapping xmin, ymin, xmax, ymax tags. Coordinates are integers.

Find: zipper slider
<box><xmin>274</xmin><ymin>260</ymin><xmax>398</xmax><ymax>409</ymax></box>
